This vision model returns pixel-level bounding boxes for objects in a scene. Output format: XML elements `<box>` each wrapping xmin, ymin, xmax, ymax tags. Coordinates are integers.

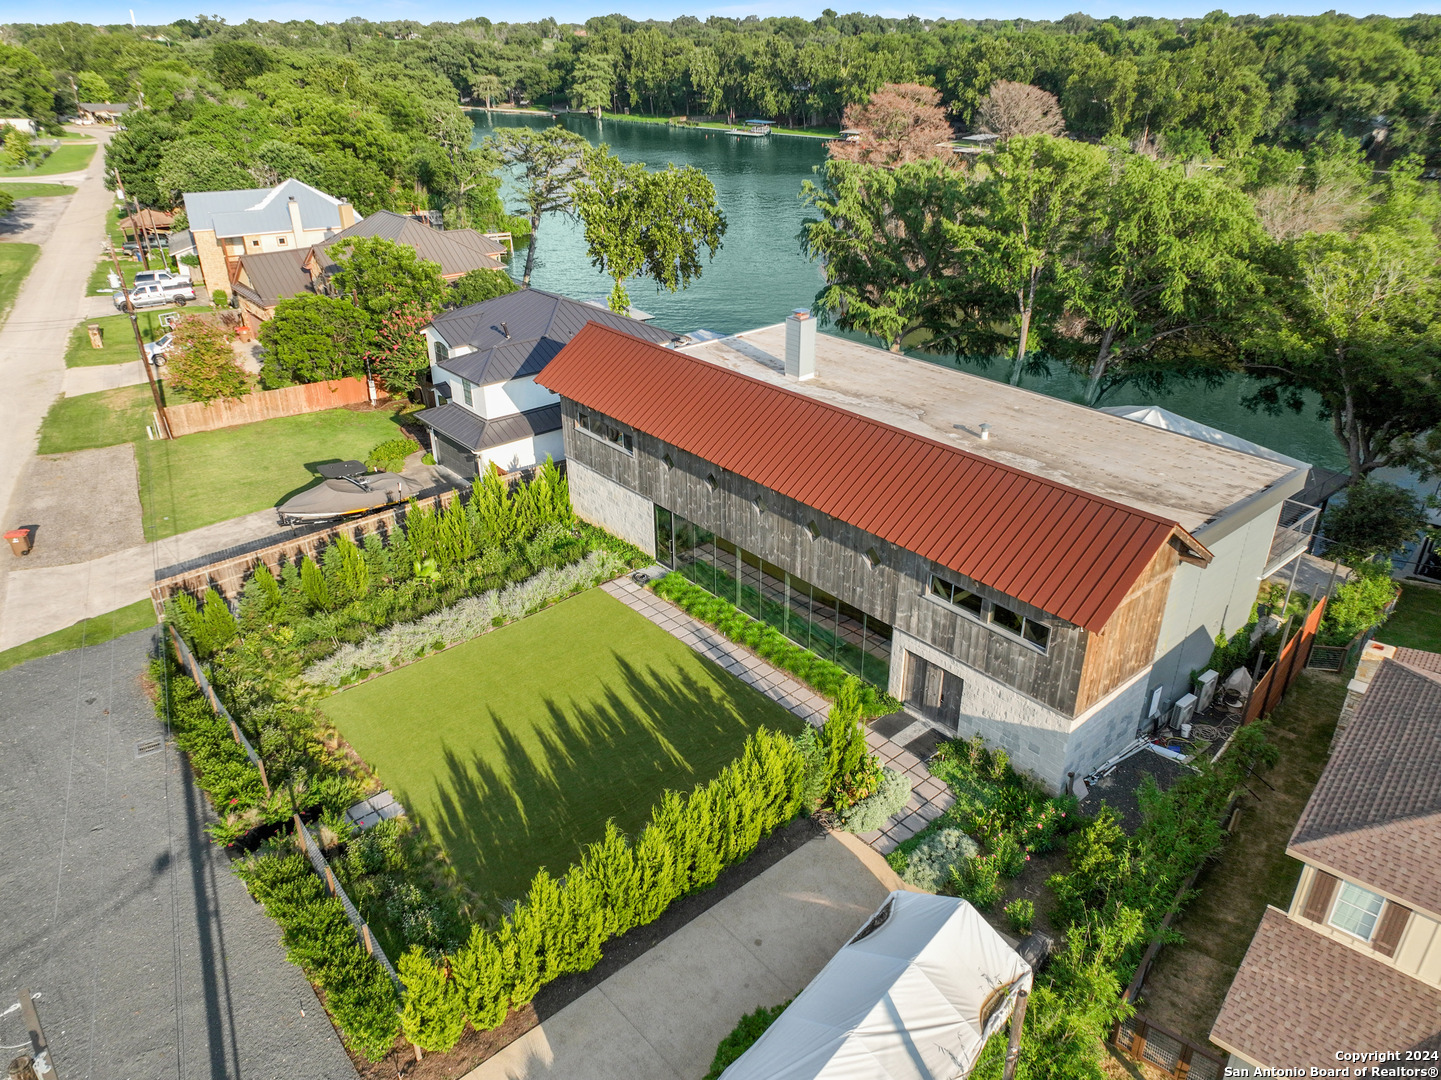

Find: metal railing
<box><xmin>1263</xmin><ymin>499</ymin><xmax>1321</xmax><ymax>578</ymax></box>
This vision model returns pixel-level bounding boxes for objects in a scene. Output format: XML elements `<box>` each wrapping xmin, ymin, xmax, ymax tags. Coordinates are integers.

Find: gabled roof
<box><xmin>537</xmin><ymin>322</ymin><xmax>1211</xmax><ymax>633</ymax></box>
<box><xmin>233</xmin><ymin>248</ymin><xmax>311</xmax><ymax>307</ymax></box>
<box><xmin>1211</xmin><ymin>907</ymin><xmax>1441</xmax><ymax>1068</ymax></box>
<box><xmin>430</xmin><ymin>289</ymin><xmax>682</xmax><ymax>387</ymax></box>
<box><xmin>183</xmin><ymin>179</ymin><xmax>346</xmax><ymax>239</ymax></box>
<box><xmin>1289</xmin><ymin>655</ymin><xmax>1441</xmax><ymax>916</ymax></box>
<box><xmin>415</xmin><ymin>403</ymin><xmax>562</xmax><ymax>453</ymax></box>
<box><xmin>311</xmin><ymin>210</ymin><xmax>505</xmax><ymax>278</ymax></box>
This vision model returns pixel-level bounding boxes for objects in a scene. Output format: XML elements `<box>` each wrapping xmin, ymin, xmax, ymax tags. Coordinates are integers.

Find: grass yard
<box><xmin>0</xmin><ymin>143</ymin><xmax>96</xmax><ymax>176</ymax></box>
<box><xmin>136</xmin><ymin>405</ymin><xmax>407</xmax><ymax>539</ymax></box>
<box><xmin>37</xmin><ymin>384</ymin><xmax>164</xmax><ymax>454</ymax></box>
<box><xmin>1136</xmin><ymin>670</ymin><xmax>1346</xmax><ymax>1046</ymax></box>
<box><xmin>0</xmin><ymin>600</ymin><xmax>155</xmax><ymax>674</ymax></box>
<box><xmin>321</xmin><ymin>588</ymin><xmax>804</xmax><ymax>906</ymax></box>
<box><xmin>0</xmin><ymin>182</ymin><xmax>77</xmax><ymax>197</ymax></box>
<box><xmin>1383</xmin><ymin>582</ymin><xmax>1441</xmax><ymax>652</ymax></box>
<box><xmin>65</xmin><ymin>310</ymin><xmax>173</xmax><ymax>366</ymax></box>
<box><xmin>0</xmin><ymin>242</ymin><xmax>40</xmax><ymax>322</ymax></box>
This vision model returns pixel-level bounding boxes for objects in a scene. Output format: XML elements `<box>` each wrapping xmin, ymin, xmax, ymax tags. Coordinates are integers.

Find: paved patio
<box><xmin>601</xmin><ymin>577</ymin><xmax>955</xmax><ymax>854</ymax></box>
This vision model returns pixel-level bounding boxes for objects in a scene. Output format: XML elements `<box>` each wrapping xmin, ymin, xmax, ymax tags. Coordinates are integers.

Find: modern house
<box><xmin>181</xmin><ymin>179</ymin><xmax>356</xmax><ymax>300</ymax></box>
<box><xmin>536</xmin><ymin>312</ymin><xmax>1315</xmax><ymax>790</ymax></box>
<box><xmin>415</xmin><ymin>289</ymin><xmax>684</xmax><ymax>479</ymax></box>
<box><xmin>1210</xmin><ymin>648</ymin><xmax>1441</xmax><ymax>1067</ymax></box>
<box><xmin>229</xmin><ymin>209</ymin><xmax>507</xmax><ymax>327</ymax></box>
<box><xmin>76</xmin><ymin>102</ymin><xmax>130</xmax><ymax>123</ymax></box>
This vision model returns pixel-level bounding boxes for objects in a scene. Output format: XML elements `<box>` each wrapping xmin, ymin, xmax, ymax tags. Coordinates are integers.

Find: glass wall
<box><xmin>654</xmin><ymin>505</ymin><xmax>892</xmax><ymax>685</ymax></box>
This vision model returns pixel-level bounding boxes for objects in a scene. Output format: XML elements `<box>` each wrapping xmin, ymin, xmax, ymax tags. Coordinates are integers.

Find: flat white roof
<box><xmin>680</xmin><ymin>325</ymin><xmax>1301</xmax><ymax>534</ymax></box>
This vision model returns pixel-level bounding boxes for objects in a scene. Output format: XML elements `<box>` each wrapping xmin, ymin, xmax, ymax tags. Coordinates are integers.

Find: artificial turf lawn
<box><xmin>0</xmin><ymin>600</ymin><xmax>155</xmax><ymax>673</ymax></box>
<box><xmin>136</xmin><ymin>405</ymin><xmax>407</xmax><ymax>539</ymax></box>
<box><xmin>321</xmin><ymin>588</ymin><xmax>804</xmax><ymax>905</ymax></box>
<box><xmin>1383</xmin><ymin>583</ymin><xmax>1441</xmax><ymax>652</ymax></box>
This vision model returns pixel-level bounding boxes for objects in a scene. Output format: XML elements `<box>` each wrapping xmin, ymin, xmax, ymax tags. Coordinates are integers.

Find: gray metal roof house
<box><xmin>416</xmin><ymin>289</ymin><xmax>683</xmax><ymax>479</ymax></box>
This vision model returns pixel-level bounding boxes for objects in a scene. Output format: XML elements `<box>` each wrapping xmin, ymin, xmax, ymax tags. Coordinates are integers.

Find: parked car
<box><xmin>143</xmin><ymin>333</ymin><xmax>173</xmax><ymax>365</ymax></box>
<box><xmin>132</xmin><ymin>268</ymin><xmax>190</xmax><ymax>289</ymax></box>
<box><xmin>122</xmin><ymin>236</ymin><xmax>170</xmax><ymax>257</ymax></box>
<box><xmin>115</xmin><ymin>281</ymin><xmax>194</xmax><ymax>310</ymax></box>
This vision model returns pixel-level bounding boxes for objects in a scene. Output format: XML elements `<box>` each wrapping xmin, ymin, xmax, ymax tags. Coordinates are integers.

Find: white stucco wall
<box><xmin>478</xmin><ymin>429</ymin><xmax>565</xmax><ymax>475</ymax></box>
<box><xmin>568</xmin><ymin>459</ymin><xmax>655</xmax><ymax>557</ymax></box>
<box><xmin>479</xmin><ymin>376</ymin><xmax>559</xmax><ymax>420</ymax></box>
<box><xmin>1061</xmin><ymin>666</ymin><xmax>1151</xmax><ymax>783</ymax></box>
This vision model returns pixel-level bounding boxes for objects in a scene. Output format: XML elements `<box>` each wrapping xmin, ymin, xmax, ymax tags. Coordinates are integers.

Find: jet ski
<box><xmin>277</xmin><ymin>460</ymin><xmax>422</xmax><ymax>525</ymax></box>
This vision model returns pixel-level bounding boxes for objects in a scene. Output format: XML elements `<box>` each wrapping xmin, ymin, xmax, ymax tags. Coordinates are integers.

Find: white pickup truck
<box><xmin>114</xmin><ymin>279</ymin><xmax>196</xmax><ymax>311</ymax></box>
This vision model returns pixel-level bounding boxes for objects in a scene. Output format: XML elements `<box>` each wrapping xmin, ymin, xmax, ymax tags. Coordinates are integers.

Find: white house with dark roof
<box><xmin>414</xmin><ymin>289</ymin><xmax>683</xmax><ymax>479</ymax></box>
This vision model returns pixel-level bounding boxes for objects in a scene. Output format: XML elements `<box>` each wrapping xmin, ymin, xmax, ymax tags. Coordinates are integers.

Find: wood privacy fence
<box><xmin>160</xmin><ymin>377</ymin><xmax>385</xmax><ymax>437</ymax></box>
<box><xmin>1244</xmin><ymin>597</ymin><xmax>1327</xmax><ymax>723</ymax></box>
<box><xmin>149</xmin><ymin>486</ymin><xmax>459</xmax><ymax>613</ymax></box>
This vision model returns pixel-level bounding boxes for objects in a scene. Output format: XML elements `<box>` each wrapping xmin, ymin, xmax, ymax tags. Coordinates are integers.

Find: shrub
<box><xmin>211</xmin><ymin>288</ymin><xmax>228</xmax><ymax>307</ymax></box>
<box><xmin>1322</xmin><ymin>478</ymin><xmax>1433</xmax><ymax>564</ymax></box>
<box><xmin>990</xmin><ymin>833</ymin><xmax>1026</xmax><ymax>878</ymax></box>
<box><xmin>1005</xmin><ymin>898</ymin><xmax>1035</xmax><ymax>935</ymax></box>
<box><xmin>1319</xmin><ymin>560</ymin><xmax>1398</xmax><ymax>646</ymax></box>
<box><xmin>166</xmin><ymin>314</ymin><xmax>249</xmax><ymax>403</ymax></box>
<box><xmin>366</xmin><ymin>436</ymin><xmax>419</xmax><ymax>474</ymax></box>
<box><xmin>450</xmin><ymin>925</ymin><xmax>508</xmax><ymax>1031</ymax></box>
<box><xmin>901</xmin><ymin>826</ymin><xmax>979</xmax><ymax>893</ymax></box>
<box><xmin>300</xmin><ymin>555</ymin><xmax>332</xmax><ymax>611</ymax></box>
<box><xmin>951</xmin><ymin>854</ymin><xmax>1004</xmax><ymax>910</ymax></box>
<box><xmin>704</xmin><ymin>1001</ymin><xmax>789</xmax><ymax>1080</ymax></box>
<box><xmin>398</xmin><ymin>947</ymin><xmax>465</xmax><ymax>1053</ymax></box>
<box><xmin>836</xmin><ymin>767</ymin><xmax>911</xmax><ymax>833</ymax></box>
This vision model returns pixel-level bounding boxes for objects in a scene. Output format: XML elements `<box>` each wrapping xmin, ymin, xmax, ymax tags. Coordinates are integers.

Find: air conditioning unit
<box><xmin>1196</xmin><ymin>670</ymin><xmax>1219</xmax><ymax>713</ymax></box>
<box><xmin>1172</xmin><ymin>693</ymin><xmax>1199</xmax><ymax>732</ymax></box>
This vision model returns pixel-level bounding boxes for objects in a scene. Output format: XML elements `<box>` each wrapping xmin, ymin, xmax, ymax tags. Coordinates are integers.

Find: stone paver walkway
<box><xmin>601</xmin><ymin>576</ymin><xmax>954</xmax><ymax>854</ymax></box>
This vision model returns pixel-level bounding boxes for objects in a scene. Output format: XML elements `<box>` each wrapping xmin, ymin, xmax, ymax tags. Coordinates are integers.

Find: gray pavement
<box><xmin>63</xmin><ymin>357</ymin><xmax>147</xmax><ymax>395</ymax></box>
<box><xmin>0</xmin><ymin>627</ymin><xmax>356</xmax><ymax>1079</ymax></box>
<box><xmin>8</xmin><ymin>445</ymin><xmax>145</xmax><ymax>568</ymax></box>
<box><xmin>466</xmin><ymin>832</ymin><xmax>905</xmax><ymax>1080</ymax></box>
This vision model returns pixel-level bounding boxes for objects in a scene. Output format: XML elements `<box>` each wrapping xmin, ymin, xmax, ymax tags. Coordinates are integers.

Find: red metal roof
<box><xmin>538</xmin><ymin>322</ymin><xmax>1209</xmax><ymax>632</ymax></box>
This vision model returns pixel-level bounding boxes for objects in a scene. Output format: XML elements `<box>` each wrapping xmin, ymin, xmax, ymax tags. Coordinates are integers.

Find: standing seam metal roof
<box><xmin>312</xmin><ymin>211</ymin><xmax>505</xmax><ymax>277</ymax></box>
<box><xmin>537</xmin><ymin>322</ymin><xmax>1209</xmax><ymax>633</ymax></box>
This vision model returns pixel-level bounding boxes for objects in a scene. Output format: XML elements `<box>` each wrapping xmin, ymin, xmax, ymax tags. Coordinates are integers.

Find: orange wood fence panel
<box><xmin>162</xmin><ymin>377</ymin><xmax>386</xmax><ymax>437</ymax></box>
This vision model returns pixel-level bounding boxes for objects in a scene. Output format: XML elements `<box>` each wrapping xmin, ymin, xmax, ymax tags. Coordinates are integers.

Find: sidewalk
<box><xmin>63</xmin><ymin>357</ymin><xmax>146</xmax><ymax>395</ymax></box>
<box><xmin>600</xmin><ymin>577</ymin><xmax>955</xmax><ymax>854</ymax></box>
<box><xmin>465</xmin><ymin>831</ymin><xmax>902</xmax><ymax>1080</ymax></box>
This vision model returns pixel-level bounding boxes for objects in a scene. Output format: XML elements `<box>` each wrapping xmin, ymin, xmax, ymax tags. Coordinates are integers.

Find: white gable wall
<box><xmin>480</xmin><ymin>376</ymin><xmax>560</xmax><ymax>419</ymax></box>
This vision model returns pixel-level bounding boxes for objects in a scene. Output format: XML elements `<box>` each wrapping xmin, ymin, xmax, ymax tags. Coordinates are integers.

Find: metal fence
<box><xmin>1114</xmin><ymin>1015</ymin><xmax>1225</xmax><ymax>1080</ymax></box>
<box><xmin>167</xmin><ymin>624</ymin><xmax>270</xmax><ymax>794</ymax></box>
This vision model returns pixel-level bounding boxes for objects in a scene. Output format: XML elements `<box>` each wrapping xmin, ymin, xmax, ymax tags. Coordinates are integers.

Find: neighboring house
<box><xmin>415</xmin><ymin>289</ymin><xmax>684</xmax><ymax>479</ymax></box>
<box><xmin>535</xmin><ymin>312</ymin><xmax>1317</xmax><ymax>790</ymax></box>
<box><xmin>182</xmin><ymin>179</ymin><xmax>357</xmax><ymax>300</ymax></box>
<box><xmin>0</xmin><ymin>118</ymin><xmax>39</xmax><ymax>136</ymax></box>
<box><xmin>76</xmin><ymin>102</ymin><xmax>130</xmax><ymax>123</ymax></box>
<box><xmin>230</xmin><ymin>209</ymin><xmax>507</xmax><ymax>327</ymax></box>
<box><xmin>1211</xmin><ymin>648</ymin><xmax>1441</xmax><ymax>1067</ymax></box>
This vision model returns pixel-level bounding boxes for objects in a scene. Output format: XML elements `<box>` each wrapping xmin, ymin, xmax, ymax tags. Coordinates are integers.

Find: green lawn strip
<box><xmin>321</xmin><ymin>588</ymin><xmax>803</xmax><ymax>905</ymax></box>
<box><xmin>64</xmin><ymin>310</ymin><xmax>174</xmax><ymax>366</ymax></box>
<box><xmin>0</xmin><ymin>599</ymin><xmax>156</xmax><ymax>673</ymax></box>
<box><xmin>37</xmin><ymin>384</ymin><xmax>161</xmax><ymax>454</ymax></box>
<box><xmin>0</xmin><ymin>182</ymin><xmax>77</xmax><ymax>197</ymax></box>
<box><xmin>136</xmin><ymin>406</ymin><xmax>406</xmax><ymax>539</ymax></box>
<box><xmin>1134</xmin><ymin>670</ymin><xmax>1346</xmax><ymax>1045</ymax></box>
<box><xmin>0</xmin><ymin>143</ymin><xmax>96</xmax><ymax>177</ymax></box>
<box><xmin>0</xmin><ymin>242</ymin><xmax>40</xmax><ymax>323</ymax></box>
<box><xmin>1382</xmin><ymin>582</ymin><xmax>1441</xmax><ymax>652</ymax></box>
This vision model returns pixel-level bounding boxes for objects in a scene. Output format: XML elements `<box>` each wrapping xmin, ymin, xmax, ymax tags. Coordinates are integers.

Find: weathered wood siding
<box><xmin>1075</xmin><ymin>542</ymin><xmax>1178</xmax><ymax>714</ymax></box>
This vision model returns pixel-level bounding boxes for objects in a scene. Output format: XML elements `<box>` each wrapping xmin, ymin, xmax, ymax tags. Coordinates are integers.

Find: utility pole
<box><xmin>19</xmin><ymin>988</ymin><xmax>58</xmax><ymax>1078</ymax></box>
<box><xmin>114</xmin><ymin>168</ymin><xmax>150</xmax><ymax>271</ymax></box>
<box><xmin>107</xmin><ymin>242</ymin><xmax>172</xmax><ymax>439</ymax></box>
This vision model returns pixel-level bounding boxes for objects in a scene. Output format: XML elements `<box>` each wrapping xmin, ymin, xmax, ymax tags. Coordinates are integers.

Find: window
<box><xmin>706</xmin><ymin>473</ymin><xmax>718</xmax><ymax>491</ymax></box>
<box><xmin>806</xmin><ymin>520</ymin><xmax>820</xmax><ymax>540</ymax></box>
<box><xmin>1330</xmin><ymin>881</ymin><xmax>1386</xmax><ymax>941</ymax></box>
<box><xmin>434</xmin><ymin>340</ymin><xmax>449</xmax><ymax>365</ymax></box>
<box><xmin>991</xmin><ymin>603</ymin><xmax>1025</xmax><ymax>636</ymax></box>
<box><xmin>754</xmin><ymin>496</ymin><xmax>766</xmax><ymax>515</ymax></box>
<box><xmin>277</xmin><ymin>236</ymin><xmax>287</xmax><ymax>246</ymax></box>
<box><xmin>928</xmin><ymin>573</ymin><xmax>1049</xmax><ymax>651</ymax></box>
<box><xmin>577</xmin><ymin>411</ymin><xmax>589</xmax><ymax>431</ymax></box>
<box><xmin>461</xmin><ymin>378</ymin><xmax>475</xmax><ymax>407</ymax></box>
<box><xmin>929</xmin><ymin>575</ymin><xmax>983</xmax><ymax>617</ymax></box>
<box><xmin>866</xmin><ymin>547</ymin><xmax>882</xmax><ymax>568</ymax></box>
<box><xmin>663</xmin><ymin>452</ymin><xmax>674</xmax><ymax>469</ymax></box>
<box><xmin>251</xmin><ymin>239</ymin><xmax>260</xmax><ymax>247</ymax></box>
<box><xmin>1022</xmin><ymin>619</ymin><xmax>1051</xmax><ymax>650</ymax></box>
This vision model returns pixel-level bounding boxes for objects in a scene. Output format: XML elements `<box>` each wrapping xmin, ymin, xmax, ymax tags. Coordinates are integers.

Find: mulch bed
<box><xmin>348</xmin><ymin>814</ymin><xmax>828</xmax><ymax>1079</ymax></box>
<box><xmin>1082</xmin><ymin>747</ymin><xmax>1193</xmax><ymax>833</ymax></box>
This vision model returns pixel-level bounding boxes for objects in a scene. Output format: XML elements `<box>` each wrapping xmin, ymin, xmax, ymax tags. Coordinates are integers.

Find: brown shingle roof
<box><xmin>233</xmin><ymin>249</ymin><xmax>311</xmax><ymax>307</ymax></box>
<box><xmin>1211</xmin><ymin>907</ymin><xmax>1441</xmax><ymax>1066</ymax></box>
<box><xmin>314</xmin><ymin>211</ymin><xmax>505</xmax><ymax>278</ymax></box>
<box><xmin>537</xmin><ymin>322</ymin><xmax>1211</xmax><ymax>633</ymax></box>
<box><xmin>1395</xmin><ymin>646</ymin><xmax>1441</xmax><ymax>674</ymax></box>
<box><xmin>1289</xmin><ymin>658</ymin><xmax>1441</xmax><ymax>916</ymax></box>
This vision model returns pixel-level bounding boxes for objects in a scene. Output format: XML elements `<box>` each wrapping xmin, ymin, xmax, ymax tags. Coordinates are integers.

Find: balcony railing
<box><xmin>1263</xmin><ymin>498</ymin><xmax>1320</xmax><ymax>578</ymax></box>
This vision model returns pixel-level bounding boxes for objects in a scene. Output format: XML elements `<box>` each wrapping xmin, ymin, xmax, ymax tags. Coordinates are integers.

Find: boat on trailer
<box><xmin>277</xmin><ymin>460</ymin><xmax>422</xmax><ymax>525</ymax></box>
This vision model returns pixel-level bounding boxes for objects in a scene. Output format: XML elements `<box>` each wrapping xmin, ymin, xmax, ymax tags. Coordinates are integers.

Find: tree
<box><xmin>1322</xmin><ymin>479</ymin><xmax>1434</xmax><ymax>564</ymax></box>
<box><xmin>166</xmin><ymin>315</ymin><xmax>249</xmax><ymax>404</ymax></box>
<box><xmin>328</xmin><ymin>236</ymin><xmax>447</xmax><ymax>321</ymax></box>
<box><xmin>426</xmin><ymin>103</ymin><xmax>500</xmax><ymax>230</ymax></box>
<box><xmin>449</xmin><ymin>267</ymin><xmax>518</xmax><ymax>308</ymax></box>
<box><xmin>151</xmin><ymin>138</ymin><xmax>252</xmax><ymax>207</ymax></box>
<box><xmin>363</xmin><ymin>302</ymin><xmax>433</xmax><ymax>396</ymax></box>
<box><xmin>571</xmin><ymin>51</ymin><xmax>616</xmax><ymax>116</ymax></box>
<box><xmin>573</xmin><ymin>147</ymin><xmax>726</xmax><ymax>313</ymax></box>
<box><xmin>470</xmin><ymin>72</ymin><xmax>503</xmax><ymax>109</ymax></box>
<box><xmin>0</xmin><ymin>44</ymin><xmax>57</xmax><ymax>126</ymax></box>
<box><xmin>259</xmin><ymin>294</ymin><xmax>368</xmax><ymax>386</ymax></box>
<box><xmin>829</xmin><ymin>83</ymin><xmax>954</xmax><ymax>167</ymax></box>
<box><xmin>974</xmin><ymin>81</ymin><xmax>1065</xmax><ymax>139</ymax></box>
<box><xmin>0</xmin><ymin>124</ymin><xmax>30</xmax><ymax>170</ymax></box>
<box><xmin>486</xmin><ymin>125</ymin><xmax>589</xmax><ymax>287</ymax></box>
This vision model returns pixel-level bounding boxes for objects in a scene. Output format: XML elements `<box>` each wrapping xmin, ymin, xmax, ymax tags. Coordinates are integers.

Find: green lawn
<box><xmin>0</xmin><ymin>182</ymin><xmax>76</xmax><ymax>197</ymax></box>
<box><xmin>0</xmin><ymin>143</ymin><xmax>96</xmax><ymax>176</ymax></box>
<box><xmin>86</xmin><ymin>254</ymin><xmax>188</xmax><ymax>296</ymax></box>
<box><xmin>601</xmin><ymin>111</ymin><xmax>839</xmax><ymax>138</ymax></box>
<box><xmin>0</xmin><ymin>600</ymin><xmax>156</xmax><ymax>674</ymax></box>
<box><xmin>0</xmin><ymin>242</ymin><xmax>40</xmax><ymax>324</ymax></box>
<box><xmin>137</xmin><ymin>406</ymin><xmax>407</xmax><ymax>539</ymax></box>
<box><xmin>321</xmin><ymin>588</ymin><xmax>803</xmax><ymax>906</ymax></box>
<box><xmin>65</xmin><ymin>311</ymin><xmax>174</xmax><ymax>367</ymax></box>
<box><xmin>1383</xmin><ymin>583</ymin><xmax>1441</xmax><ymax>652</ymax></box>
<box><xmin>37</xmin><ymin>384</ymin><xmax>162</xmax><ymax>454</ymax></box>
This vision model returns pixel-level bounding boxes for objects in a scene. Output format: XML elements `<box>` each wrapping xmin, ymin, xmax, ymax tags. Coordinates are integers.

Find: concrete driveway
<box><xmin>468</xmin><ymin>832</ymin><xmax>906</xmax><ymax>1080</ymax></box>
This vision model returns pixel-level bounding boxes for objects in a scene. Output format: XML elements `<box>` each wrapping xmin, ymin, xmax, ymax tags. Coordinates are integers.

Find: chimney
<box><xmin>286</xmin><ymin>195</ymin><xmax>304</xmax><ymax>243</ymax></box>
<box><xmin>785</xmin><ymin>309</ymin><xmax>816</xmax><ymax>380</ymax></box>
<box><xmin>501</xmin><ymin>322</ymin><xmax>510</xmax><ymax>339</ymax></box>
<box><xmin>337</xmin><ymin>199</ymin><xmax>355</xmax><ymax>229</ymax></box>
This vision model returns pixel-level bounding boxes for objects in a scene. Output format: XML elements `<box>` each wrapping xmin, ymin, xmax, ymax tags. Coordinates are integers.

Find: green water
<box><xmin>471</xmin><ymin>110</ymin><xmax>1346</xmax><ymax>471</ymax></box>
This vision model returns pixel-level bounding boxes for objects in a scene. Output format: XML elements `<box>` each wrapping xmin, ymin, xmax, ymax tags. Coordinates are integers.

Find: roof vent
<box><xmin>979</xmin><ymin>423</ymin><xmax>991</xmax><ymax>441</ymax></box>
<box><xmin>501</xmin><ymin>322</ymin><xmax>509</xmax><ymax>339</ymax></box>
<box><xmin>785</xmin><ymin>309</ymin><xmax>816</xmax><ymax>381</ymax></box>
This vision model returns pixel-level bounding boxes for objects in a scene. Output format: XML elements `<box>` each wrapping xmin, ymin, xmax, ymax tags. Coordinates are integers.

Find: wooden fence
<box><xmin>1244</xmin><ymin>597</ymin><xmax>1327</xmax><ymax>723</ymax></box>
<box><xmin>161</xmin><ymin>376</ymin><xmax>385</xmax><ymax>437</ymax></box>
<box><xmin>1113</xmin><ymin>1014</ymin><xmax>1225</xmax><ymax>1080</ymax></box>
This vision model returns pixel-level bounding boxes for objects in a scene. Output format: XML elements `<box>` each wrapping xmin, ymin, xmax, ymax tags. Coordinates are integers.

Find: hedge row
<box><xmin>649</xmin><ymin>573</ymin><xmax>899</xmax><ymax>716</ymax></box>
<box><xmin>396</xmin><ymin>729</ymin><xmax>807</xmax><ymax>1051</ymax></box>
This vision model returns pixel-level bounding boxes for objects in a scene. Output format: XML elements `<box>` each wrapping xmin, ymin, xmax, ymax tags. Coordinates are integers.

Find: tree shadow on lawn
<box><xmin>416</xmin><ymin>652</ymin><xmax>800</xmax><ymax>915</ymax></box>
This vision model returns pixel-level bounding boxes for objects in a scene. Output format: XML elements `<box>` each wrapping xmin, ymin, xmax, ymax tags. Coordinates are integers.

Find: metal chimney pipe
<box><xmin>785</xmin><ymin>308</ymin><xmax>816</xmax><ymax>380</ymax></box>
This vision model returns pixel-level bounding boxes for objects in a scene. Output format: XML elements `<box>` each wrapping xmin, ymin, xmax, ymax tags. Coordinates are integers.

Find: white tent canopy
<box><xmin>721</xmin><ymin>891</ymin><xmax>1033</xmax><ymax>1080</ymax></box>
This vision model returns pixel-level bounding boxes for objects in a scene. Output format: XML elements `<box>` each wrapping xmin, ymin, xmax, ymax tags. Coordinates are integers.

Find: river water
<box><xmin>471</xmin><ymin>110</ymin><xmax>1346</xmax><ymax>472</ymax></box>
